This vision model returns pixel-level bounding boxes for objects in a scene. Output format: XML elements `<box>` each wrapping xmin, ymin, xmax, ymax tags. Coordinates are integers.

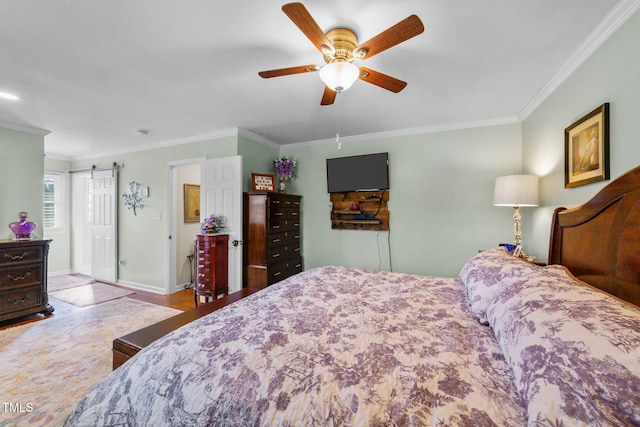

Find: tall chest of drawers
<box><xmin>0</xmin><ymin>239</ymin><xmax>53</xmax><ymax>322</ymax></box>
<box><xmin>243</xmin><ymin>193</ymin><xmax>302</xmax><ymax>289</ymax></box>
<box><xmin>193</xmin><ymin>233</ymin><xmax>229</xmax><ymax>305</ymax></box>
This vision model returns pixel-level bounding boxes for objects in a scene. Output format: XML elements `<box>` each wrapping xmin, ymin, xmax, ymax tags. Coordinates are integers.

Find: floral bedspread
<box><xmin>65</xmin><ymin>266</ymin><xmax>526</xmax><ymax>426</ymax></box>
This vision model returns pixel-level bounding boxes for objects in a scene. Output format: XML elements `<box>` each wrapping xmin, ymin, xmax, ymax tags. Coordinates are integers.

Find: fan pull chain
<box><xmin>336</xmin><ymin>111</ymin><xmax>342</xmax><ymax>149</ymax></box>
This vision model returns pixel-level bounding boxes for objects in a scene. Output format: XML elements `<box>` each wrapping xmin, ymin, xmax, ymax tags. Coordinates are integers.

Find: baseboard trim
<box><xmin>115</xmin><ymin>279</ymin><xmax>168</xmax><ymax>295</ymax></box>
<box><xmin>176</xmin><ymin>282</ymin><xmax>192</xmax><ymax>292</ymax></box>
<box><xmin>48</xmin><ymin>270</ymin><xmax>73</xmax><ymax>277</ymax></box>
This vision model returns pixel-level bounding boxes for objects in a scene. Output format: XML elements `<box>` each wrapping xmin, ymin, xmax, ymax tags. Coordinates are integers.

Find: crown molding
<box><xmin>44</xmin><ymin>152</ymin><xmax>74</xmax><ymax>161</ymax></box>
<box><xmin>237</xmin><ymin>128</ymin><xmax>280</xmax><ymax>149</ymax></box>
<box><xmin>283</xmin><ymin>116</ymin><xmax>521</xmax><ymax>149</ymax></box>
<box><xmin>518</xmin><ymin>0</ymin><xmax>640</xmax><ymax>120</ymax></box>
<box><xmin>51</xmin><ymin>127</ymin><xmax>282</xmax><ymax>161</ymax></box>
<box><xmin>0</xmin><ymin>119</ymin><xmax>51</xmax><ymax>136</ymax></box>
<box><xmin>58</xmin><ymin>128</ymin><xmax>242</xmax><ymax>161</ymax></box>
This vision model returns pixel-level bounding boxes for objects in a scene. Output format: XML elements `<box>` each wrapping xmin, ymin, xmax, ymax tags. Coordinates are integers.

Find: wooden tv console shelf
<box><xmin>112</xmin><ymin>288</ymin><xmax>260</xmax><ymax>370</ymax></box>
<box><xmin>330</xmin><ymin>191</ymin><xmax>389</xmax><ymax>231</ymax></box>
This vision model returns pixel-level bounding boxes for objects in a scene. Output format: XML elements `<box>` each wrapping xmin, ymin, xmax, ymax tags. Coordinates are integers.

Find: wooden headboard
<box><xmin>549</xmin><ymin>165</ymin><xmax>640</xmax><ymax>306</ymax></box>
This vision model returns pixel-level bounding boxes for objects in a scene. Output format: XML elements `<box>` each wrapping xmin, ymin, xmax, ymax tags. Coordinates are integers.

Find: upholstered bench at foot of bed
<box><xmin>112</xmin><ymin>288</ymin><xmax>260</xmax><ymax>370</ymax></box>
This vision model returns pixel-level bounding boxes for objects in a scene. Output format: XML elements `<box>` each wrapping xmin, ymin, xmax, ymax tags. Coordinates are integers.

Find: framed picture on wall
<box><xmin>251</xmin><ymin>173</ymin><xmax>275</xmax><ymax>192</ymax></box>
<box><xmin>184</xmin><ymin>184</ymin><xmax>200</xmax><ymax>223</ymax></box>
<box><xmin>564</xmin><ymin>103</ymin><xmax>610</xmax><ymax>188</ymax></box>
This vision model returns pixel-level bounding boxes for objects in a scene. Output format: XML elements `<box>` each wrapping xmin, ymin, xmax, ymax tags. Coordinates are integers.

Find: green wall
<box><xmin>42</xmin><ymin>123</ymin><xmax>521</xmax><ymax>288</ymax></box>
<box><xmin>0</xmin><ymin>128</ymin><xmax>44</xmax><ymax>241</ymax></box>
<box><xmin>522</xmin><ymin>8</ymin><xmax>640</xmax><ymax>261</ymax></box>
<box><xmin>281</xmin><ymin>123</ymin><xmax>522</xmax><ymax>277</ymax></box>
<box><xmin>237</xmin><ymin>132</ymin><xmax>279</xmax><ymax>191</ymax></box>
<box><xmin>44</xmin><ymin>131</ymin><xmax>278</xmax><ymax>291</ymax></box>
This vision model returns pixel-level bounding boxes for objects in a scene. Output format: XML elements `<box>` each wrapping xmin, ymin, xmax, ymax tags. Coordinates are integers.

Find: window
<box><xmin>43</xmin><ymin>172</ymin><xmax>65</xmax><ymax>232</ymax></box>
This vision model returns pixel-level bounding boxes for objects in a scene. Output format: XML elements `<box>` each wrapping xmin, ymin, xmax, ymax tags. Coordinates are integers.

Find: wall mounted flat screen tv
<box><xmin>326</xmin><ymin>152</ymin><xmax>389</xmax><ymax>193</ymax></box>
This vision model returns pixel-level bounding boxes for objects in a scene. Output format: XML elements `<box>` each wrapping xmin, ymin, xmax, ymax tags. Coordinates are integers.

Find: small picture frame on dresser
<box><xmin>251</xmin><ymin>173</ymin><xmax>275</xmax><ymax>192</ymax></box>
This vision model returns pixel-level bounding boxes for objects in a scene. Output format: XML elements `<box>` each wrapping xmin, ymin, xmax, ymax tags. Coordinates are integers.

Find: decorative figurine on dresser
<box><xmin>243</xmin><ymin>192</ymin><xmax>303</xmax><ymax>289</ymax></box>
<box><xmin>9</xmin><ymin>211</ymin><xmax>38</xmax><ymax>239</ymax></box>
<box><xmin>0</xmin><ymin>238</ymin><xmax>54</xmax><ymax>322</ymax></box>
<box><xmin>193</xmin><ymin>234</ymin><xmax>229</xmax><ymax>306</ymax></box>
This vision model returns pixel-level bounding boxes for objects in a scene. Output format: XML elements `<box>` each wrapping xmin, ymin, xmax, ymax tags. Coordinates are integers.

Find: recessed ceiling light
<box><xmin>0</xmin><ymin>92</ymin><xmax>20</xmax><ymax>101</ymax></box>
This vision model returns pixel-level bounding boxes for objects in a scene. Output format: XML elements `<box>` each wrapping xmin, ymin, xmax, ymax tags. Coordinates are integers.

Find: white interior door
<box><xmin>91</xmin><ymin>169</ymin><xmax>118</xmax><ymax>283</ymax></box>
<box><xmin>71</xmin><ymin>172</ymin><xmax>92</xmax><ymax>275</ymax></box>
<box><xmin>200</xmin><ymin>156</ymin><xmax>242</xmax><ymax>293</ymax></box>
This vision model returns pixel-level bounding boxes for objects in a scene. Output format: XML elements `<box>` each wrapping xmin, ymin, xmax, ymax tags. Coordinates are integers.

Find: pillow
<box><xmin>486</xmin><ymin>266</ymin><xmax>640</xmax><ymax>426</ymax></box>
<box><xmin>459</xmin><ymin>247</ymin><xmax>540</xmax><ymax>324</ymax></box>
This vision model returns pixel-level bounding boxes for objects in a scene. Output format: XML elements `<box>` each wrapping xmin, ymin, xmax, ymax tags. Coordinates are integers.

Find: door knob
<box><xmin>232</xmin><ymin>240</ymin><xmax>242</xmax><ymax>247</ymax></box>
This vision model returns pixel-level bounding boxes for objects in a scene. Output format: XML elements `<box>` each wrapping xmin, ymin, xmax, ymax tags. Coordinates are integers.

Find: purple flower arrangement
<box><xmin>274</xmin><ymin>157</ymin><xmax>296</xmax><ymax>182</ymax></box>
<box><xmin>200</xmin><ymin>214</ymin><xmax>225</xmax><ymax>234</ymax></box>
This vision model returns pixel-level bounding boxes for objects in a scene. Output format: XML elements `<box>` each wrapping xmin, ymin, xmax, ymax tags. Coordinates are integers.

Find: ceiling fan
<box><xmin>258</xmin><ymin>2</ymin><xmax>424</xmax><ymax>106</ymax></box>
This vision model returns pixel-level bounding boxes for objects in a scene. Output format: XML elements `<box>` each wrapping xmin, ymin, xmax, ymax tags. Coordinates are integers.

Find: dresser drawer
<box><xmin>0</xmin><ymin>285</ymin><xmax>42</xmax><ymax>314</ymax></box>
<box><xmin>0</xmin><ymin>245</ymin><xmax>43</xmax><ymax>267</ymax></box>
<box><xmin>286</xmin><ymin>208</ymin><xmax>300</xmax><ymax>220</ymax></box>
<box><xmin>196</xmin><ymin>269</ymin><xmax>212</xmax><ymax>288</ymax></box>
<box><xmin>269</xmin><ymin>206</ymin><xmax>287</xmax><ymax>221</ymax></box>
<box><xmin>267</xmin><ymin>230</ymin><xmax>300</xmax><ymax>248</ymax></box>
<box><xmin>196</xmin><ymin>245</ymin><xmax>212</xmax><ymax>257</ymax></box>
<box><xmin>281</xmin><ymin>197</ymin><xmax>300</xmax><ymax>208</ymax></box>
<box><xmin>266</xmin><ymin>257</ymin><xmax>303</xmax><ymax>285</ymax></box>
<box><xmin>266</xmin><ymin>244</ymin><xmax>300</xmax><ymax>264</ymax></box>
<box><xmin>197</xmin><ymin>255</ymin><xmax>211</xmax><ymax>268</ymax></box>
<box><xmin>0</xmin><ymin>265</ymin><xmax>43</xmax><ymax>289</ymax></box>
<box><xmin>269</xmin><ymin>218</ymin><xmax>300</xmax><ymax>232</ymax></box>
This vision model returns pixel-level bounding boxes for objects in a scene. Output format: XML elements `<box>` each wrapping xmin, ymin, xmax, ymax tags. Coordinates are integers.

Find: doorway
<box><xmin>71</xmin><ymin>172</ymin><xmax>92</xmax><ymax>275</ymax></box>
<box><xmin>167</xmin><ymin>160</ymin><xmax>202</xmax><ymax>293</ymax></box>
<box><xmin>167</xmin><ymin>155</ymin><xmax>243</xmax><ymax>295</ymax></box>
<box><xmin>70</xmin><ymin>167</ymin><xmax>118</xmax><ymax>282</ymax></box>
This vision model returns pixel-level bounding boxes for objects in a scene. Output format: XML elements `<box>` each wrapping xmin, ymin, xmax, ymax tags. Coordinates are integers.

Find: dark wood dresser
<box><xmin>194</xmin><ymin>233</ymin><xmax>228</xmax><ymax>305</ymax></box>
<box><xmin>243</xmin><ymin>192</ymin><xmax>302</xmax><ymax>289</ymax></box>
<box><xmin>0</xmin><ymin>239</ymin><xmax>53</xmax><ymax>322</ymax></box>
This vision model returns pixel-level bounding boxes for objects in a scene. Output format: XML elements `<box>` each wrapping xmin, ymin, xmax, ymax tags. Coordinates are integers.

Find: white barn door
<box><xmin>71</xmin><ymin>172</ymin><xmax>92</xmax><ymax>276</ymax></box>
<box><xmin>91</xmin><ymin>169</ymin><xmax>118</xmax><ymax>283</ymax></box>
<box><xmin>200</xmin><ymin>156</ymin><xmax>243</xmax><ymax>293</ymax></box>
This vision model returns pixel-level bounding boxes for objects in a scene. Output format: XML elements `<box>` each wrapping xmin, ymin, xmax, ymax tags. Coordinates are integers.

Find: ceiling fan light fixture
<box><xmin>319</xmin><ymin>61</ymin><xmax>359</xmax><ymax>92</ymax></box>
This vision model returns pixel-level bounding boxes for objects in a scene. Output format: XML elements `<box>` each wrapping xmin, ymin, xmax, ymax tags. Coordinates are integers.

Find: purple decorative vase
<box><xmin>9</xmin><ymin>211</ymin><xmax>37</xmax><ymax>239</ymax></box>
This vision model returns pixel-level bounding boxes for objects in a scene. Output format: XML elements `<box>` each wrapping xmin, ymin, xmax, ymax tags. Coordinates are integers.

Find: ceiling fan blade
<box><xmin>282</xmin><ymin>2</ymin><xmax>334</xmax><ymax>55</ymax></box>
<box><xmin>258</xmin><ymin>64</ymin><xmax>319</xmax><ymax>78</ymax></box>
<box><xmin>321</xmin><ymin>86</ymin><xmax>337</xmax><ymax>105</ymax></box>
<box><xmin>355</xmin><ymin>15</ymin><xmax>424</xmax><ymax>60</ymax></box>
<box><xmin>359</xmin><ymin>67</ymin><xmax>407</xmax><ymax>93</ymax></box>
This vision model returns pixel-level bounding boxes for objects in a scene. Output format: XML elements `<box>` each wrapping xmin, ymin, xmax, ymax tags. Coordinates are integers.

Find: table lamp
<box><xmin>494</xmin><ymin>174</ymin><xmax>539</xmax><ymax>258</ymax></box>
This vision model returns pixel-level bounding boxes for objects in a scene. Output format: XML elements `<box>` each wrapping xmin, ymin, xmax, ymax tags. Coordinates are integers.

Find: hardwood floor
<box><xmin>122</xmin><ymin>286</ymin><xmax>196</xmax><ymax>311</ymax></box>
<box><xmin>0</xmin><ymin>280</ymin><xmax>196</xmax><ymax>331</ymax></box>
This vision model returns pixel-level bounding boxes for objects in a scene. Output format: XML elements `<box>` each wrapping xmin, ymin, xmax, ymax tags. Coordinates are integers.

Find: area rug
<box><xmin>0</xmin><ymin>298</ymin><xmax>181</xmax><ymax>426</ymax></box>
<box><xmin>49</xmin><ymin>283</ymin><xmax>134</xmax><ymax>307</ymax></box>
<box><xmin>48</xmin><ymin>274</ymin><xmax>95</xmax><ymax>292</ymax></box>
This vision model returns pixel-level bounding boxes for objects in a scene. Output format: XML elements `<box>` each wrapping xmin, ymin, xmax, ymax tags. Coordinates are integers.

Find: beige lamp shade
<box><xmin>494</xmin><ymin>174</ymin><xmax>539</xmax><ymax>207</ymax></box>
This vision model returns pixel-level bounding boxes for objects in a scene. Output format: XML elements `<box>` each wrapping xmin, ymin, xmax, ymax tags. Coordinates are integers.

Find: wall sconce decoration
<box><xmin>122</xmin><ymin>181</ymin><xmax>146</xmax><ymax>215</ymax></box>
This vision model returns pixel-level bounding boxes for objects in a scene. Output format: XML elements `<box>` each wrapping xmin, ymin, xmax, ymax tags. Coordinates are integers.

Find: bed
<box><xmin>65</xmin><ymin>166</ymin><xmax>640</xmax><ymax>426</ymax></box>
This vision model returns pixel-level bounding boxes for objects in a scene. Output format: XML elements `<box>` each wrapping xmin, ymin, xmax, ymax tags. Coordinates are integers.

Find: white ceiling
<box><xmin>0</xmin><ymin>0</ymin><xmax>635</xmax><ymax>160</ymax></box>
